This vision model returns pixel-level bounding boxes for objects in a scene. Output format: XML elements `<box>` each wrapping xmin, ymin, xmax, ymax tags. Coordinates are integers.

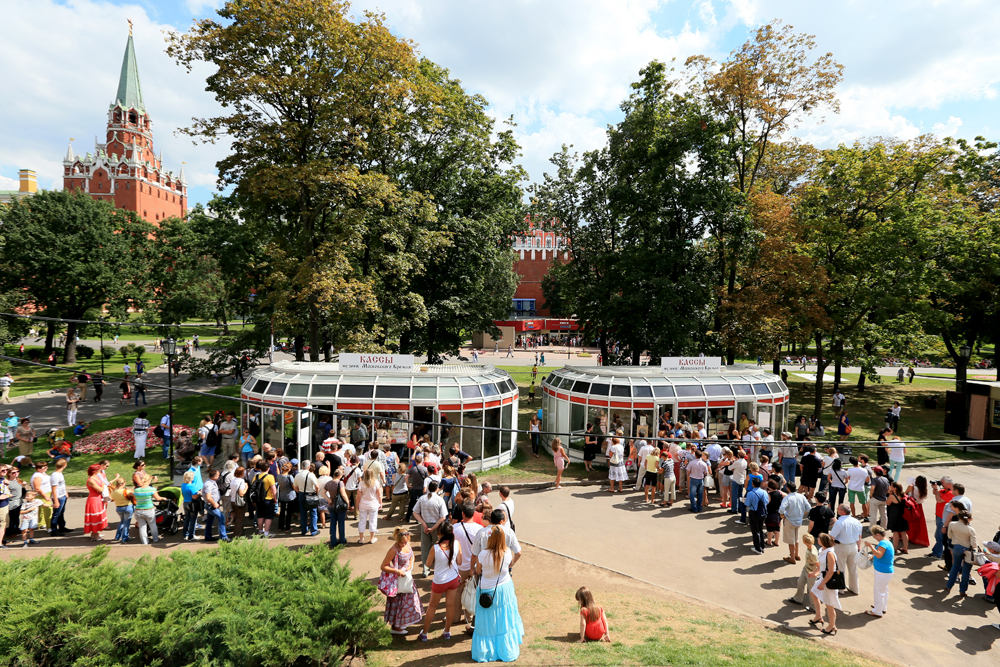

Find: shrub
<box><xmin>76</xmin><ymin>344</ymin><xmax>95</xmax><ymax>359</ymax></box>
<box><xmin>120</xmin><ymin>344</ymin><xmax>131</xmax><ymax>360</ymax></box>
<box><xmin>100</xmin><ymin>346</ymin><xmax>116</xmax><ymax>360</ymax></box>
<box><xmin>0</xmin><ymin>540</ymin><xmax>389</xmax><ymax>667</ymax></box>
<box><xmin>134</xmin><ymin>345</ymin><xmax>146</xmax><ymax>360</ymax></box>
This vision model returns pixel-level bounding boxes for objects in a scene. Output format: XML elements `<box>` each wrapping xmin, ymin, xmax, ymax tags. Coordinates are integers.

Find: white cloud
<box><xmin>933</xmin><ymin>115</ymin><xmax>963</xmax><ymax>138</ymax></box>
<box><xmin>185</xmin><ymin>0</ymin><xmax>222</xmax><ymax>14</ymax></box>
<box><xmin>0</xmin><ymin>174</ymin><xmax>19</xmax><ymax>190</ymax></box>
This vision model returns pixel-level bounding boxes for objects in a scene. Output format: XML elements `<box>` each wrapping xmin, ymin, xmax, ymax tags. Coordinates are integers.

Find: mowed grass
<box><xmin>24</xmin><ymin>386</ymin><xmax>242</xmax><ymax>487</ymax></box>
<box><xmin>3</xmin><ymin>349</ymin><xmax>164</xmax><ymax>398</ymax></box>
<box><xmin>784</xmin><ymin>372</ymin><xmax>997</xmax><ymax>463</ymax></box>
<box><xmin>368</xmin><ymin>587</ymin><xmax>897</xmax><ymax>667</ymax></box>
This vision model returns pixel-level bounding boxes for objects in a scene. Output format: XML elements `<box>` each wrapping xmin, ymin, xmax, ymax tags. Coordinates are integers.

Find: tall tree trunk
<box><xmin>220</xmin><ymin>302</ymin><xmax>230</xmax><ymax>335</ymax></box>
<box><xmin>599</xmin><ymin>331</ymin><xmax>609</xmax><ymax>366</ymax></box>
<box><xmin>772</xmin><ymin>349</ymin><xmax>780</xmax><ymax>376</ymax></box>
<box><xmin>44</xmin><ymin>322</ymin><xmax>56</xmax><ymax>355</ymax></box>
<box><xmin>856</xmin><ymin>341</ymin><xmax>874</xmax><ymax>392</ymax></box>
<box><xmin>725</xmin><ymin>256</ymin><xmax>737</xmax><ymax>365</ymax></box>
<box><xmin>64</xmin><ymin>321</ymin><xmax>78</xmax><ymax>364</ymax></box>
<box><xmin>631</xmin><ymin>348</ymin><xmax>641</xmax><ymax>366</ymax></box>
<box><xmin>294</xmin><ymin>335</ymin><xmax>305</xmax><ymax>362</ymax></box>
<box><xmin>833</xmin><ymin>340</ymin><xmax>844</xmax><ymax>388</ymax></box>
<box><xmin>813</xmin><ymin>334</ymin><xmax>829</xmax><ymax>419</ymax></box>
<box><xmin>308</xmin><ymin>300</ymin><xmax>321</xmax><ymax>362</ymax></box>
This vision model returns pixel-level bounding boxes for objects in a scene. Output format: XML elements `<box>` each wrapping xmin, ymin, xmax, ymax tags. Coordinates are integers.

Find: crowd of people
<box><xmin>584</xmin><ymin>418</ymin><xmax>1000</xmax><ymax>633</ymax></box>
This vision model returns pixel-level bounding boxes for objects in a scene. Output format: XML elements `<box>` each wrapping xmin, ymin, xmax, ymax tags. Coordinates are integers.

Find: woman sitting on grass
<box><xmin>575</xmin><ymin>586</ymin><xmax>611</xmax><ymax>643</ymax></box>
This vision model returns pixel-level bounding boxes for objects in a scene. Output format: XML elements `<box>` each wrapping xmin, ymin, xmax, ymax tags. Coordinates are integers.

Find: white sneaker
<box><xmin>993</xmin><ymin>623</ymin><xmax>1000</xmax><ymax>631</ymax></box>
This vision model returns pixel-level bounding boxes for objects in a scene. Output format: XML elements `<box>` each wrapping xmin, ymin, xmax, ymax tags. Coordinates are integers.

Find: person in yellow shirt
<box><xmin>643</xmin><ymin>446</ymin><xmax>661</xmax><ymax>503</ymax></box>
<box><xmin>254</xmin><ymin>460</ymin><xmax>278</xmax><ymax>537</ymax></box>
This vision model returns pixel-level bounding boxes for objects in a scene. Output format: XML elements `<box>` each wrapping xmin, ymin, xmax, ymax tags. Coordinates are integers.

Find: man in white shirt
<box><xmin>219</xmin><ymin>412</ymin><xmax>239</xmax><ymax>460</ymax></box>
<box><xmin>832</xmin><ymin>389</ymin><xmax>846</xmax><ymax>410</ymax></box>
<box><xmin>844</xmin><ymin>457</ymin><xmax>871</xmax><ymax>521</ymax></box>
<box><xmin>497</xmin><ymin>485</ymin><xmax>516</xmax><ymax>531</ymax></box>
<box><xmin>471</xmin><ymin>508</ymin><xmax>522</xmax><ymax>572</ymax></box>
<box><xmin>729</xmin><ymin>451</ymin><xmax>749</xmax><ymax>522</ymax></box>
<box><xmin>634</xmin><ymin>436</ymin><xmax>654</xmax><ymax>492</ymax></box>
<box><xmin>830</xmin><ymin>504</ymin><xmax>864</xmax><ymax>594</ymax></box>
<box><xmin>413</xmin><ymin>481</ymin><xmax>449</xmax><ymax>577</ymax></box>
<box><xmin>696</xmin><ymin>422</ymin><xmax>708</xmax><ymax>440</ymax></box>
<box><xmin>888</xmin><ymin>437</ymin><xmax>906</xmax><ymax>482</ymax></box>
<box><xmin>454</xmin><ymin>503</ymin><xmax>483</xmax><ymax>581</ymax></box>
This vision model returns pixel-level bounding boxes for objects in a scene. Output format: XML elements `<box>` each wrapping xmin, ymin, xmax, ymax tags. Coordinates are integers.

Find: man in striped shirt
<box><xmin>0</xmin><ymin>373</ymin><xmax>13</xmax><ymax>404</ymax></box>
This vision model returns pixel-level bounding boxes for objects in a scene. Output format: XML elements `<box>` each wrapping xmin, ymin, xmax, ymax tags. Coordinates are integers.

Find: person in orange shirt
<box><xmin>575</xmin><ymin>587</ymin><xmax>611</xmax><ymax>642</ymax></box>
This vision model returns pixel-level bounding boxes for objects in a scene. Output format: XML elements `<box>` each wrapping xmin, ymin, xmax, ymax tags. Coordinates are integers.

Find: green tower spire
<box><xmin>114</xmin><ymin>33</ymin><xmax>145</xmax><ymax>114</ymax></box>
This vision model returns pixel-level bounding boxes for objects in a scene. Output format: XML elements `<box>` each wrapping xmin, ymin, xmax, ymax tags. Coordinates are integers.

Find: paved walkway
<box><xmin>2</xmin><ymin>364</ymin><xmax>220</xmax><ymax>435</ymax></box>
<box><xmin>510</xmin><ymin>463</ymin><xmax>1000</xmax><ymax>667</ymax></box>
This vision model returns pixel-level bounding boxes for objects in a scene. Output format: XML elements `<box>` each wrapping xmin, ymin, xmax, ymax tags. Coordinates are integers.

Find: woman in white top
<box><xmin>315</xmin><ymin>466</ymin><xmax>333</xmax><ymax>530</ymax></box>
<box><xmin>606</xmin><ymin>437</ymin><xmax>627</xmax><ymax>493</ymax></box>
<box><xmin>357</xmin><ymin>466</ymin><xmax>383</xmax><ymax>544</ymax></box>
<box><xmin>529</xmin><ymin>415</ymin><xmax>541</xmax><ymax>458</ymax></box>
<box><xmin>809</xmin><ymin>533</ymin><xmax>841</xmax><ymax>634</ymax></box>
<box><xmin>420</xmin><ymin>523</ymin><xmax>463</xmax><ymax>641</ymax></box>
<box><xmin>342</xmin><ymin>456</ymin><xmax>361</xmax><ymax>520</ymax></box>
<box><xmin>888</xmin><ymin>437</ymin><xmax>905</xmax><ymax>483</ymax></box>
<box><xmin>472</xmin><ymin>526</ymin><xmax>524</xmax><ymax>662</ymax></box>
<box><xmin>632</xmin><ymin>428</ymin><xmax>652</xmax><ymax>492</ymax></box>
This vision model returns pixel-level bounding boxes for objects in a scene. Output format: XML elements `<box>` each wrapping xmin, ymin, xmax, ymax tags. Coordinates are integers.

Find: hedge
<box><xmin>0</xmin><ymin>540</ymin><xmax>389</xmax><ymax>666</ymax></box>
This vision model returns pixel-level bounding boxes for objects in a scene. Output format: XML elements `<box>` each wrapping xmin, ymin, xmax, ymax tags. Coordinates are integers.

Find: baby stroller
<box><xmin>155</xmin><ymin>487</ymin><xmax>182</xmax><ymax>535</ymax></box>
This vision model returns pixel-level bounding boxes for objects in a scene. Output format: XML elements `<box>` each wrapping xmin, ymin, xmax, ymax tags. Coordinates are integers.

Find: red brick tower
<box><xmin>62</xmin><ymin>26</ymin><xmax>187</xmax><ymax>223</ymax></box>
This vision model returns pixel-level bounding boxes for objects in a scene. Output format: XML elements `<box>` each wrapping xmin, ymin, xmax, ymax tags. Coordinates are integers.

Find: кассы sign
<box><xmin>339</xmin><ymin>353</ymin><xmax>415</xmax><ymax>371</ymax></box>
<box><xmin>660</xmin><ymin>356</ymin><xmax>723</xmax><ymax>372</ymax></box>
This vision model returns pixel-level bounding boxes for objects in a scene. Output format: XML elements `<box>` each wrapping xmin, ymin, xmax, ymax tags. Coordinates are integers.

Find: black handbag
<box><xmin>826</xmin><ymin>551</ymin><xmax>846</xmax><ymax>590</ymax></box>
<box><xmin>479</xmin><ymin>554</ymin><xmax>506</xmax><ymax>608</ymax></box>
<box><xmin>332</xmin><ymin>481</ymin><xmax>348</xmax><ymax>513</ymax></box>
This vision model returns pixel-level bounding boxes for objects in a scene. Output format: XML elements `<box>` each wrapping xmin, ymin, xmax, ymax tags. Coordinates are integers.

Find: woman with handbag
<box><xmin>322</xmin><ymin>466</ymin><xmax>350</xmax><ymax>547</ymax></box>
<box><xmin>946</xmin><ymin>507</ymin><xmax>978</xmax><ymax>597</ymax></box>
<box><xmin>864</xmin><ymin>525</ymin><xmax>895</xmax><ymax>617</ymax></box>
<box><xmin>605</xmin><ymin>436</ymin><xmax>627</xmax><ymax>493</ymax></box>
<box><xmin>583</xmin><ymin>423</ymin><xmax>598</xmax><ymax>472</ymax></box>
<box><xmin>473</xmin><ymin>526</ymin><xmax>524</xmax><ymax>662</ymax></box>
<box><xmin>809</xmin><ymin>533</ymin><xmax>842</xmax><ymax>635</ymax></box>
<box><xmin>420</xmin><ymin>523</ymin><xmax>463</xmax><ymax>641</ymax></box>
<box><xmin>357</xmin><ymin>466</ymin><xmax>383</xmax><ymax>544</ymax></box>
<box><xmin>380</xmin><ymin>527</ymin><xmax>424</xmax><ymax>635</ymax></box>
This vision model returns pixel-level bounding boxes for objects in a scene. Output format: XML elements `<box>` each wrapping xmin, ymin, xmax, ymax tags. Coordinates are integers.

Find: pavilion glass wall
<box><xmin>484</xmin><ymin>407</ymin><xmax>501</xmax><ymax>460</ymax></box>
<box><xmin>462</xmin><ymin>409</ymin><xmax>484</xmax><ymax>461</ymax></box>
<box><xmin>632</xmin><ymin>409</ymin><xmax>655</xmax><ymax>439</ymax></box>
<box><xmin>569</xmin><ymin>403</ymin><xmax>587</xmax><ymax>456</ymax></box>
<box><xmin>707</xmin><ymin>407</ymin><xmax>735</xmax><ymax>435</ymax></box>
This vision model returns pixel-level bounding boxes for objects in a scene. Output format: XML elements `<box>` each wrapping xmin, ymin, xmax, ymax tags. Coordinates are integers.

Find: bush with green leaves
<box><xmin>76</xmin><ymin>343</ymin><xmax>95</xmax><ymax>359</ymax></box>
<box><xmin>100</xmin><ymin>346</ymin><xmax>116</xmax><ymax>360</ymax></box>
<box><xmin>0</xmin><ymin>540</ymin><xmax>389</xmax><ymax>667</ymax></box>
<box><xmin>134</xmin><ymin>344</ymin><xmax>146</xmax><ymax>360</ymax></box>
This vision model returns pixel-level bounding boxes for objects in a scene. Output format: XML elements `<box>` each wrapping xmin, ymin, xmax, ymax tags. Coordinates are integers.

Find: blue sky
<box><xmin>3</xmin><ymin>0</ymin><xmax>1000</xmax><ymax>207</ymax></box>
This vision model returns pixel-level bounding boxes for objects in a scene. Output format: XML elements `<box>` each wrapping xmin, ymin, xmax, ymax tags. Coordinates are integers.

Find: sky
<box><xmin>3</xmin><ymin>0</ymin><xmax>1000</xmax><ymax>207</ymax></box>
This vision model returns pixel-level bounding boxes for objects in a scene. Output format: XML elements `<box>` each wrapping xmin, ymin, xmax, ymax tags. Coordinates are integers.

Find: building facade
<box><xmin>62</xmin><ymin>31</ymin><xmax>187</xmax><ymax>223</ymax></box>
<box><xmin>510</xmin><ymin>217</ymin><xmax>569</xmax><ymax>318</ymax></box>
<box><xmin>0</xmin><ymin>169</ymin><xmax>37</xmax><ymax>205</ymax></box>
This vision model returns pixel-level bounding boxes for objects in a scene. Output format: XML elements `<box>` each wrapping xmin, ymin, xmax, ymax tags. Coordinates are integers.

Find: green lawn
<box><xmin>3</xmin><ymin>349</ymin><xmax>164</xmax><ymax>398</ymax></box>
<box><xmin>23</xmin><ymin>386</ymin><xmax>242</xmax><ymax>487</ymax></box>
<box><xmin>785</xmin><ymin>372</ymin><xmax>996</xmax><ymax>463</ymax></box>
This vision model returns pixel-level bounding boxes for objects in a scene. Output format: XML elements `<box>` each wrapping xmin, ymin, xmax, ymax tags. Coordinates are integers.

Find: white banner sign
<box><xmin>661</xmin><ymin>356</ymin><xmax>723</xmax><ymax>372</ymax></box>
<box><xmin>339</xmin><ymin>353</ymin><xmax>415</xmax><ymax>371</ymax></box>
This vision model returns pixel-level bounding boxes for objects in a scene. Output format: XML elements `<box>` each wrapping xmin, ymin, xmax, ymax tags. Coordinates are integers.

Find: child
<box><xmin>575</xmin><ymin>586</ymin><xmax>611</xmax><ymax>643</ymax></box>
<box><xmin>47</xmin><ymin>438</ymin><xmax>72</xmax><ymax>461</ymax></box>
<box><xmin>19</xmin><ymin>491</ymin><xmax>43</xmax><ymax>547</ymax></box>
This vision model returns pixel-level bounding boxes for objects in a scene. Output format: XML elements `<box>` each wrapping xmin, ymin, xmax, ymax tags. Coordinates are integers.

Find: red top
<box><xmin>935</xmin><ymin>489</ymin><xmax>954</xmax><ymax>518</ymax></box>
<box><xmin>581</xmin><ymin>606</ymin><xmax>607</xmax><ymax>641</ymax></box>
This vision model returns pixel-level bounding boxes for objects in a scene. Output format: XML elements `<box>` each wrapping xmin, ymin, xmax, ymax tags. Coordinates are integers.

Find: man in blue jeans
<box><xmin>730</xmin><ymin>450</ymin><xmax>748</xmax><ymax>523</ymax></box>
<box><xmin>294</xmin><ymin>463</ymin><xmax>319</xmax><ymax>536</ymax></box>
<box><xmin>159</xmin><ymin>410</ymin><xmax>174</xmax><ymax>460</ymax></box>
<box><xmin>686</xmin><ymin>454</ymin><xmax>710</xmax><ymax>512</ymax></box>
<box><xmin>202</xmin><ymin>470</ymin><xmax>229</xmax><ymax>542</ymax></box>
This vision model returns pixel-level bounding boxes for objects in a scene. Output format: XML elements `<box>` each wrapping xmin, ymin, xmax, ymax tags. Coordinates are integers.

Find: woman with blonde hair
<box><xmin>473</xmin><ymin>526</ymin><xmax>524</xmax><ymax>661</ymax></box>
<box><xmin>110</xmin><ymin>477</ymin><xmax>134</xmax><ymax>543</ymax></box>
<box><xmin>357</xmin><ymin>465</ymin><xmax>383</xmax><ymax>544</ymax></box>
<box><xmin>809</xmin><ymin>533</ymin><xmax>841</xmax><ymax>635</ymax></box>
<box><xmin>381</xmin><ymin>526</ymin><xmax>424</xmax><ymax>635</ymax></box>
<box><xmin>552</xmin><ymin>437</ymin><xmax>569</xmax><ymax>489</ymax></box>
<box><xmin>575</xmin><ymin>586</ymin><xmax>611</xmax><ymax>642</ymax></box>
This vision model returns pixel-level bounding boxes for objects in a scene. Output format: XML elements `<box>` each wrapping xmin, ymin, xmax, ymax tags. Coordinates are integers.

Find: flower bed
<box><xmin>72</xmin><ymin>425</ymin><xmax>194</xmax><ymax>456</ymax></box>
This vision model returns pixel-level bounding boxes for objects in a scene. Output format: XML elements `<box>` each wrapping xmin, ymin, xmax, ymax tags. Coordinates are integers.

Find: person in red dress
<box><xmin>904</xmin><ymin>475</ymin><xmax>930</xmax><ymax>548</ymax></box>
<box><xmin>575</xmin><ymin>586</ymin><xmax>611</xmax><ymax>642</ymax></box>
<box><xmin>83</xmin><ymin>464</ymin><xmax>108</xmax><ymax>540</ymax></box>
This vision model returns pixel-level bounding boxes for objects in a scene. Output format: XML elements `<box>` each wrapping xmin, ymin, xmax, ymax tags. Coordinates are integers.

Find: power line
<box><xmin>2</xmin><ymin>354</ymin><xmax>998</xmax><ymax>450</ymax></box>
<box><xmin>0</xmin><ymin>312</ymin><xmax>244</xmax><ymax>328</ymax></box>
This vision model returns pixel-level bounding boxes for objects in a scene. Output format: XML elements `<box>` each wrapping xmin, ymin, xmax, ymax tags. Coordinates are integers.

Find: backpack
<box><xmin>153</xmin><ymin>424</ymin><xmax>164</xmax><ymax>438</ymax></box>
<box><xmin>248</xmin><ymin>474</ymin><xmax>266</xmax><ymax>506</ymax></box>
<box><xmin>218</xmin><ymin>470</ymin><xmax>232</xmax><ymax>496</ymax></box>
<box><xmin>753</xmin><ymin>491</ymin><xmax>768</xmax><ymax>519</ymax></box>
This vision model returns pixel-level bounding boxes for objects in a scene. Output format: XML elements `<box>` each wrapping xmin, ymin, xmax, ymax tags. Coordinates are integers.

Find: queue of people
<box><xmin>586</xmin><ymin>421</ymin><xmax>1000</xmax><ymax>633</ymax></box>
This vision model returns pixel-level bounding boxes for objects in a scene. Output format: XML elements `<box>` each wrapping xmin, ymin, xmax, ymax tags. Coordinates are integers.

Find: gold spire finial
<box><xmin>128</xmin><ymin>18</ymin><xmax>133</xmax><ymax>36</ymax></box>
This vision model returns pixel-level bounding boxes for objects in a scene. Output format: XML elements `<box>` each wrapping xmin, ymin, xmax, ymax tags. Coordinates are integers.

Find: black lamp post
<box><xmin>163</xmin><ymin>337</ymin><xmax>177</xmax><ymax>477</ymax></box>
<box><xmin>958</xmin><ymin>344</ymin><xmax>972</xmax><ymax>392</ymax></box>
<box><xmin>98</xmin><ymin>317</ymin><xmax>105</xmax><ymax>376</ymax></box>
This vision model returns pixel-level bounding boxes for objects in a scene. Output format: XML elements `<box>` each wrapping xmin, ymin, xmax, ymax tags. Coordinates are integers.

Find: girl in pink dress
<box><xmin>552</xmin><ymin>437</ymin><xmax>569</xmax><ymax>489</ymax></box>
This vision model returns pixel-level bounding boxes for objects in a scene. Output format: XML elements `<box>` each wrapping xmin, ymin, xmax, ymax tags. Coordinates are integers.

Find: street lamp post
<box><xmin>98</xmin><ymin>317</ymin><xmax>105</xmax><ymax>376</ymax></box>
<box><xmin>163</xmin><ymin>337</ymin><xmax>177</xmax><ymax>479</ymax></box>
<box><xmin>959</xmin><ymin>344</ymin><xmax>972</xmax><ymax>447</ymax></box>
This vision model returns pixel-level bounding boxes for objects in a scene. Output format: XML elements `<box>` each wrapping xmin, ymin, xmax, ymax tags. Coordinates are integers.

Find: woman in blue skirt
<box><xmin>472</xmin><ymin>526</ymin><xmax>524</xmax><ymax>662</ymax></box>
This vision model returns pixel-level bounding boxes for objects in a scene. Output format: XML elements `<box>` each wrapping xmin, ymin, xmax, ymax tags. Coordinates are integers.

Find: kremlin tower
<box><xmin>63</xmin><ymin>25</ymin><xmax>187</xmax><ymax>223</ymax></box>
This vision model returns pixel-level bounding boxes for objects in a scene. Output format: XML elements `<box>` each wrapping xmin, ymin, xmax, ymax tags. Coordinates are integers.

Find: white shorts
<box><xmin>358</xmin><ymin>506</ymin><xmax>378</xmax><ymax>533</ymax></box>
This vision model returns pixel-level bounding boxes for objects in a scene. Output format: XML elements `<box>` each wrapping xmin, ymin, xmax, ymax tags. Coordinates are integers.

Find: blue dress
<box><xmin>472</xmin><ymin>552</ymin><xmax>524</xmax><ymax>662</ymax></box>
